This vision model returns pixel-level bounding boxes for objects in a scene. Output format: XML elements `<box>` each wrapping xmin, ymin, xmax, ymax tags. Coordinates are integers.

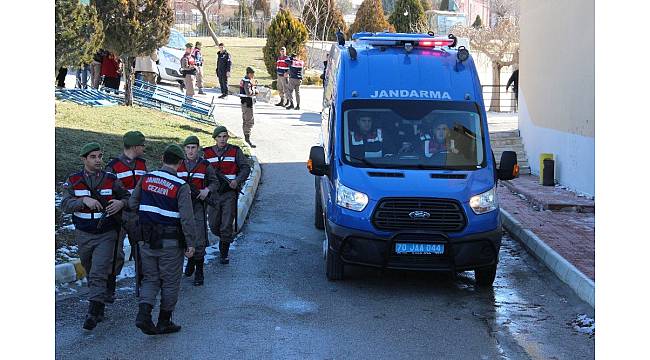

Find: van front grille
<box><xmin>371</xmin><ymin>198</ymin><xmax>466</xmax><ymax>232</ymax></box>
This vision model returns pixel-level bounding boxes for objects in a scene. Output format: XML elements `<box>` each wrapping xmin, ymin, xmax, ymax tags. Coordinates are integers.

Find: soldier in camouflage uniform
<box><xmin>61</xmin><ymin>143</ymin><xmax>130</xmax><ymax>331</ymax></box>
<box><xmin>239</xmin><ymin>66</ymin><xmax>259</xmax><ymax>148</ymax></box>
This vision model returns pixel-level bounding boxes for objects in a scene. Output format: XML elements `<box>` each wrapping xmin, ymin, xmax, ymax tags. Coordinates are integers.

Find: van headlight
<box><xmin>469</xmin><ymin>186</ymin><xmax>498</xmax><ymax>214</ymax></box>
<box><xmin>336</xmin><ymin>179</ymin><xmax>368</xmax><ymax>211</ymax></box>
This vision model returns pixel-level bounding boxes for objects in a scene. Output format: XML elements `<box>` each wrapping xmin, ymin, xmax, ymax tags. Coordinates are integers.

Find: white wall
<box><xmin>518</xmin><ymin>89</ymin><xmax>595</xmax><ymax>196</ymax></box>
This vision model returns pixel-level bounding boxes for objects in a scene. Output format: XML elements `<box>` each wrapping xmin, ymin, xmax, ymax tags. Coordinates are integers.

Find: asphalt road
<box><xmin>55</xmin><ymin>87</ymin><xmax>595</xmax><ymax>359</ymax></box>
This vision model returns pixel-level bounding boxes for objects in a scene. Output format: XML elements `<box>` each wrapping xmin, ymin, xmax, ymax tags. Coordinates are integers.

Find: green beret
<box><xmin>212</xmin><ymin>126</ymin><xmax>228</xmax><ymax>138</ymax></box>
<box><xmin>183</xmin><ymin>135</ymin><xmax>200</xmax><ymax>147</ymax></box>
<box><xmin>246</xmin><ymin>66</ymin><xmax>255</xmax><ymax>74</ymax></box>
<box><xmin>185</xmin><ymin>42</ymin><xmax>193</xmax><ymax>49</ymax></box>
<box><xmin>80</xmin><ymin>142</ymin><xmax>101</xmax><ymax>157</ymax></box>
<box><xmin>164</xmin><ymin>144</ymin><xmax>185</xmax><ymax>159</ymax></box>
<box><xmin>123</xmin><ymin>131</ymin><xmax>145</xmax><ymax>146</ymax></box>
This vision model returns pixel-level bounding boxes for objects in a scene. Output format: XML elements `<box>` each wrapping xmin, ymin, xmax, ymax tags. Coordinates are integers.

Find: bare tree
<box><xmin>490</xmin><ymin>0</ymin><xmax>520</xmax><ymax>25</ymax></box>
<box><xmin>451</xmin><ymin>17</ymin><xmax>519</xmax><ymax>111</ymax></box>
<box><xmin>186</xmin><ymin>0</ymin><xmax>222</xmax><ymax>45</ymax></box>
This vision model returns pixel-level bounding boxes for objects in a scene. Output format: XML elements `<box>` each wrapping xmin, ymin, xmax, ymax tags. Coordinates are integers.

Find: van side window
<box><xmin>321</xmin><ymin>106</ymin><xmax>330</xmax><ymax>159</ymax></box>
<box><xmin>329</xmin><ymin>107</ymin><xmax>336</xmax><ymax>157</ymax></box>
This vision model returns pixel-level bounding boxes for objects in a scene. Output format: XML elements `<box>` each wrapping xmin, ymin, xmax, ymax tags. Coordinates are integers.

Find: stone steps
<box><xmin>489</xmin><ymin>130</ymin><xmax>531</xmax><ymax>175</ymax></box>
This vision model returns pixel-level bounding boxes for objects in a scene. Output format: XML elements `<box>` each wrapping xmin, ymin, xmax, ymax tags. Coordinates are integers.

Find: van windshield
<box><xmin>166</xmin><ymin>31</ymin><xmax>188</xmax><ymax>50</ymax></box>
<box><xmin>342</xmin><ymin>100</ymin><xmax>485</xmax><ymax>170</ymax></box>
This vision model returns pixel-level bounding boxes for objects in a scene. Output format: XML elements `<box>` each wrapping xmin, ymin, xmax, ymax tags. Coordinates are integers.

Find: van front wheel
<box><xmin>474</xmin><ymin>265</ymin><xmax>497</xmax><ymax>286</ymax></box>
<box><xmin>326</xmin><ymin>245</ymin><xmax>344</xmax><ymax>281</ymax></box>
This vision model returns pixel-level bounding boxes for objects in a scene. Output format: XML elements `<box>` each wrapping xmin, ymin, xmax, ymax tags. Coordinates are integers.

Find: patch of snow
<box><xmin>569</xmin><ymin>314</ymin><xmax>595</xmax><ymax>337</ymax></box>
<box><xmin>116</xmin><ymin>264</ymin><xmax>136</xmax><ymax>281</ymax></box>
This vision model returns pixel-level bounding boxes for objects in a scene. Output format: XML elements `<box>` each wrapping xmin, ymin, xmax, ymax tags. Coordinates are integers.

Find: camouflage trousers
<box><xmin>241</xmin><ymin>103</ymin><xmax>254</xmax><ymax>137</ymax></box>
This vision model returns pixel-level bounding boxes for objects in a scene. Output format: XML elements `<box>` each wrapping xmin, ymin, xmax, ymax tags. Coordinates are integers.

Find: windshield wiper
<box><xmin>344</xmin><ymin>154</ymin><xmax>378</xmax><ymax>168</ymax></box>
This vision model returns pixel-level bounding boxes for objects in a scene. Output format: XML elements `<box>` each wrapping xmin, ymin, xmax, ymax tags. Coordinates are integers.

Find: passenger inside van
<box><xmin>420</xmin><ymin>122</ymin><xmax>460</xmax><ymax>157</ymax></box>
<box><xmin>349</xmin><ymin>114</ymin><xmax>384</xmax><ymax>159</ymax></box>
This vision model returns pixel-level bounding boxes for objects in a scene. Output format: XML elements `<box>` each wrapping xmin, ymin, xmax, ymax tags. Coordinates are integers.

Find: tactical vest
<box><xmin>68</xmin><ymin>171</ymin><xmax>117</xmax><ymax>234</ymax></box>
<box><xmin>138</xmin><ymin>171</ymin><xmax>185</xmax><ymax>227</ymax></box>
<box><xmin>203</xmin><ymin>145</ymin><xmax>239</xmax><ymax>180</ymax></box>
<box><xmin>106</xmin><ymin>157</ymin><xmax>147</xmax><ymax>193</ymax></box>
<box><xmin>276</xmin><ymin>55</ymin><xmax>289</xmax><ymax>76</ymax></box>
<box><xmin>288</xmin><ymin>59</ymin><xmax>304</xmax><ymax>79</ymax></box>
<box><xmin>177</xmin><ymin>158</ymin><xmax>210</xmax><ymax>190</ymax></box>
<box><xmin>350</xmin><ymin>129</ymin><xmax>383</xmax><ymax>158</ymax></box>
<box><xmin>418</xmin><ymin>132</ymin><xmax>450</xmax><ymax>157</ymax></box>
<box><xmin>239</xmin><ymin>76</ymin><xmax>252</xmax><ymax>96</ymax></box>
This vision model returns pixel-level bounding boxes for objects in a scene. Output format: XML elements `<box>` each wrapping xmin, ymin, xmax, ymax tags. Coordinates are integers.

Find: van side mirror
<box><xmin>497</xmin><ymin>151</ymin><xmax>519</xmax><ymax>181</ymax></box>
<box><xmin>308</xmin><ymin>146</ymin><xmax>329</xmax><ymax>176</ymax></box>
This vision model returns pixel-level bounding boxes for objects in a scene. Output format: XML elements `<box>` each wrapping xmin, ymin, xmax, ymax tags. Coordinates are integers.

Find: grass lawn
<box><xmin>55</xmin><ymin>101</ymin><xmax>249</xmax><ymax>185</ymax></box>
<box><xmin>187</xmin><ymin>36</ymin><xmax>272</xmax><ymax>88</ymax></box>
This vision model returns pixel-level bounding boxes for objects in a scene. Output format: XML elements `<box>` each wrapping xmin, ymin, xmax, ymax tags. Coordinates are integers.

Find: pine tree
<box><xmin>262</xmin><ymin>9</ymin><xmax>309</xmax><ymax>80</ymax></box>
<box><xmin>303</xmin><ymin>0</ymin><xmax>348</xmax><ymax>41</ymax></box>
<box><xmin>55</xmin><ymin>0</ymin><xmax>103</xmax><ymax>71</ymax></box>
<box><xmin>472</xmin><ymin>14</ymin><xmax>482</xmax><ymax>28</ymax></box>
<box><xmin>389</xmin><ymin>0</ymin><xmax>427</xmax><ymax>33</ymax></box>
<box><xmin>420</xmin><ymin>0</ymin><xmax>431</xmax><ymax>12</ymax></box>
<box><xmin>91</xmin><ymin>0</ymin><xmax>174</xmax><ymax>106</ymax></box>
<box><xmin>348</xmin><ymin>0</ymin><xmax>395</xmax><ymax>37</ymax></box>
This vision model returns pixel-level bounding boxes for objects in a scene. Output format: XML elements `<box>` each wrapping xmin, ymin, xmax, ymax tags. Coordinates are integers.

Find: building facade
<box><xmin>518</xmin><ymin>0</ymin><xmax>595</xmax><ymax>195</ymax></box>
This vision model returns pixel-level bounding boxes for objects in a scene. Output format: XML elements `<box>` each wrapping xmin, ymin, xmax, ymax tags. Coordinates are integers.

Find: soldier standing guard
<box><xmin>274</xmin><ymin>47</ymin><xmax>289</xmax><ymax>107</ymax></box>
<box><xmin>180</xmin><ymin>43</ymin><xmax>197</xmax><ymax>97</ymax></box>
<box><xmin>191</xmin><ymin>42</ymin><xmax>206</xmax><ymax>95</ymax></box>
<box><xmin>61</xmin><ymin>143</ymin><xmax>130</xmax><ymax>331</ymax></box>
<box><xmin>178</xmin><ymin>135</ymin><xmax>220</xmax><ymax>286</ymax></box>
<box><xmin>204</xmin><ymin>126</ymin><xmax>251</xmax><ymax>264</ymax></box>
<box><xmin>240</xmin><ymin>66</ymin><xmax>259</xmax><ymax>148</ymax></box>
<box><xmin>105</xmin><ymin>131</ymin><xmax>147</xmax><ymax>302</ymax></box>
<box><xmin>285</xmin><ymin>53</ymin><xmax>304</xmax><ymax>110</ymax></box>
<box><xmin>130</xmin><ymin>144</ymin><xmax>197</xmax><ymax>335</ymax></box>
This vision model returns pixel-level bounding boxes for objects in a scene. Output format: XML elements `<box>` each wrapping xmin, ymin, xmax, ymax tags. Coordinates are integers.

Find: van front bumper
<box><xmin>326</xmin><ymin>219</ymin><xmax>502</xmax><ymax>272</ymax></box>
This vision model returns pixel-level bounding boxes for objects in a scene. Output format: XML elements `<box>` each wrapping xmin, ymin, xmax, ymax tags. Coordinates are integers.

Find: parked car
<box><xmin>156</xmin><ymin>28</ymin><xmax>189</xmax><ymax>88</ymax></box>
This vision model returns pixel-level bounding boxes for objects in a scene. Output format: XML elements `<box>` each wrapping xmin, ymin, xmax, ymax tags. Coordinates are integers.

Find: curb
<box><xmin>236</xmin><ymin>155</ymin><xmax>262</xmax><ymax>233</ymax></box>
<box><xmin>54</xmin><ymin>156</ymin><xmax>262</xmax><ymax>284</ymax></box>
<box><xmin>500</xmin><ymin>208</ymin><xmax>595</xmax><ymax>308</ymax></box>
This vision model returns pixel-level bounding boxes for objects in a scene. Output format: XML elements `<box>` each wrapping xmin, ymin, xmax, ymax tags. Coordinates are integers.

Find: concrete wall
<box><xmin>518</xmin><ymin>0</ymin><xmax>595</xmax><ymax>195</ymax></box>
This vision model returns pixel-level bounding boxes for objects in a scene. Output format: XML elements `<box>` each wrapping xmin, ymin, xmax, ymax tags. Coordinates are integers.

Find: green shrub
<box><xmin>262</xmin><ymin>9</ymin><xmax>308</xmax><ymax>80</ymax></box>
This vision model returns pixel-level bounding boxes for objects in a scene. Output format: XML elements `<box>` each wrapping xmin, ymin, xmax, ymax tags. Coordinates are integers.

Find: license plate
<box><xmin>395</xmin><ymin>242</ymin><xmax>445</xmax><ymax>255</ymax></box>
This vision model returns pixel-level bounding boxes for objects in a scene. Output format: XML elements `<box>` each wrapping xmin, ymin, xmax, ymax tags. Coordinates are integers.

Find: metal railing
<box><xmin>173</xmin><ymin>13</ymin><xmax>272</xmax><ymax>38</ymax></box>
<box><xmin>481</xmin><ymin>85</ymin><xmax>518</xmax><ymax>112</ymax></box>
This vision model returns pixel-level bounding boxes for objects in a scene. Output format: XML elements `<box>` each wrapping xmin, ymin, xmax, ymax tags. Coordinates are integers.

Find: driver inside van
<box><xmin>421</xmin><ymin>122</ymin><xmax>460</xmax><ymax>157</ymax></box>
<box><xmin>349</xmin><ymin>115</ymin><xmax>384</xmax><ymax>159</ymax></box>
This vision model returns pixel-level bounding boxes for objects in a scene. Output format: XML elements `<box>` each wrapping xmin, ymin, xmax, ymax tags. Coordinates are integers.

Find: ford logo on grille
<box><xmin>409</xmin><ymin>211</ymin><xmax>431</xmax><ymax>219</ymax></box>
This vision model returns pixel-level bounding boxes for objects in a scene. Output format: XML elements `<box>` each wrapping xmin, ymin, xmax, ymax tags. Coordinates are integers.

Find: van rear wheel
<box><xmin>474</xmin><ymin>265</ymin><xmax>497</xmax><ymax>286</ymax></box>
<box><xmin>314</xmin><ymin>182</ymin><xmax>325</xmax><ymax>230</ymax></box>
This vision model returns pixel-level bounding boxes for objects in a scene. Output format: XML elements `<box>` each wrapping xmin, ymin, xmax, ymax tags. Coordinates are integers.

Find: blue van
<box><xmin>308</xmin><ymin>33</ymin><xmax>518</xmax><ymax>285</ymax></box>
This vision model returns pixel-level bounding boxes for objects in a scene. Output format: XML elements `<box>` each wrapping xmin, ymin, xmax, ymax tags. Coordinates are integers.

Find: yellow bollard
<box><xmin>539</xmin><ymin>153</ymin><xmax>554</xmax><ymax>184</ymax></box>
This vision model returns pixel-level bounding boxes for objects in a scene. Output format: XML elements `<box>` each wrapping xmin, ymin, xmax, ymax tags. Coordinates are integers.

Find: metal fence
<box><xmin>481</xmin><ymin>85</ymin><xmax>518</xmax><ymax>112</ymax></box>
<box><xmin>173</xmin><ymin>13</ymin><xmax>272</xmax><ymax>38</ymax></box>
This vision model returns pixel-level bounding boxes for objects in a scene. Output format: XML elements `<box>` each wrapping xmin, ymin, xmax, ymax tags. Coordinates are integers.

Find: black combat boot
<box><xmin>285</xmin><ymin>102</ymin><xmax>294</xmax><ymax>110</ymax></box>
<box><xmin>198</xmin><ymin>88</ymin><xmax>206</xmax><ymax>95</ymax></box>
<box><xmin>135</xmin><ymin>303</ymin><xmax>157</xmax><ymax>335</ymax></box>
<box><xmin>275</xmin><ymin>99</ymin><xmax>285</xmax><ymax>106</ymax></box>
<box><xmin>245</xmin><ymin>135</ymin><xmax>256</xmax><ymax>148</ymax></box>
<box><xmin>294</xmin><ymin>104</ymin><xmax>301</xmax><ymax>110</ymax></box>
<box><xmin>83</xmin><ymin>300</ymin><xmax>103</xmax><ymax>330</ymax></box>
<box><xmin>184</xmin><ymin>257</ymin><xmax>195</xmax><ymax>277</ymax></box>
<box><xmin>219</xmin><ymin>241</ymin><xmax>230</xmax><ymax>264</ymax></box>
<box><xmin>193</xmin><ymin>258</ymin><xmax>204</xmax><ymax>286</ymax></box>
<box><xmin>97</xmin><ymin>302</ymin><xmax>105</xmax><ymax>323</ymax></box>
<box><xmin>156</xmin><ymin>310</ymin><xmax>182</xmax><ymax>334</ymax></box>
